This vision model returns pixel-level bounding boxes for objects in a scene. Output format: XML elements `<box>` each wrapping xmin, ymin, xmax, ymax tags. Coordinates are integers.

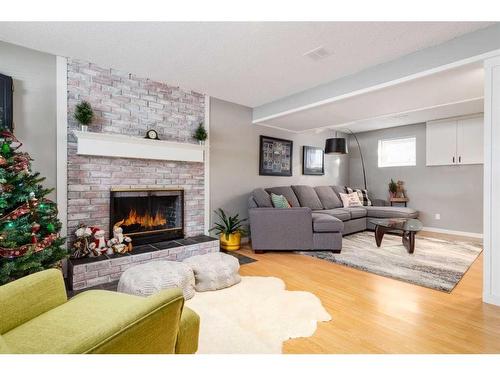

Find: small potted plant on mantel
<box><xmin>210</xmin><ymin>208</ymin><xmax>247</xmax><ymax>251</ymax></box>
<box><xmin>193</xmin><ymin>122</ymin><xmax>208</xmax><ymax>145</ymax></box>
<box><xmin>74</xmin><ymin>101</ymin><xmax>94</xmax><ymax>132</ymax></box>
<box><xmin>388</xmin><ymin>178</ymin><xmax>398</xmax><ymax>198</ymax></box>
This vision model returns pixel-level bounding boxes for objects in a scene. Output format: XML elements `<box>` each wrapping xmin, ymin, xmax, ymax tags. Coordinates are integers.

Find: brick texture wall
<box><xmin>66</xmin><ymin>59</ymin><xmax>205</xmax><ymax>241</ymax></box>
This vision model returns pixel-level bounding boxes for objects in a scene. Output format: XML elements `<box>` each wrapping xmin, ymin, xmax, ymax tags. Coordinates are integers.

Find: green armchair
<box><xmin>0</xmin><ymin>269</ymin><xmax>199</xmax><ymax>354</ymax></box>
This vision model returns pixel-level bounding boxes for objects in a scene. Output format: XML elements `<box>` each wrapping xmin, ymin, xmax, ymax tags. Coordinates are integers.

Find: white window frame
<box><xmin>377</xmin><ymin>136</ymin><xmax>416</xmax><ymax>168</ymax></box>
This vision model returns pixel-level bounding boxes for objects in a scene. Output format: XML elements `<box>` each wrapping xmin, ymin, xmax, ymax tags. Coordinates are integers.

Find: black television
<box><xmin>0</xmin><ymin>72</ymin><xmax>13</xmax><ymax>131</ymax></box>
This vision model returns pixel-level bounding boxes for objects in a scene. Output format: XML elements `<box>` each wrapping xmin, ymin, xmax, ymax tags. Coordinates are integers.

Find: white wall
<box><xmin>483</xmin><ymin>55</ymin><xmax>500</xmax><ymax>306</ymax></box>
<box><xmin>0</xmin><ymin>40</ymin><xmax>57</xmax><ymax>200</ymax></box>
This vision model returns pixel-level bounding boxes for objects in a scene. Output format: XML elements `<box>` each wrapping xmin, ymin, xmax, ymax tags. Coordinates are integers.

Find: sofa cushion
<box><xmin>251</xmin><ymin>188</ymin><xmax>273</xmax><ymax>208</ymax></box>
<box><xmin>345</xmin><ymin>186</ymin><xmax>372</xmax><ymax>206</ymax></box>
<box><xmin>314</xmin><ymin>186</ymin><xmax>343</xmax><ymax>209</ymax></box>
<box><xmin>339</xmin><ymin>192</ymin><xmax>363</xmax><ymax>208</ymax></box>
<box><xmin>331</xmin><ymin>185</ymin><xmax>346</xmax><ymax>198</ymax></box>
<box><xmin>271</xmin><ymin>193</ymin><xmax>291</xmax><ymax>208</ymax></box>
<box><xmin>313</xmin><ymin>208</ymin><xmax>351</xmax><ymax>222</ymax></box>
<box><xmin>265</xmin><ymin>186</ymin><xmax>300</xmax><ymax>207</ymax></box>
<box><xmin>291</xmin><ymin>185</ymin><xmax>323</xmax><ymax>210</ymax></box>
<box><xmin>343</xmin><ymin>207</ymin><xmax>368</xmax><ymax>219</ymax></box>
<box><xmin>312</xmin><ymin>213</ymin><xmax>344</xmax><ymax>232</ymax></box>
<box><xmin>0</xmin><ymin>335</ymin><xmax>9</xmax><ymax>354</ymax></box>
<box><xmin>3</xmin><ymin>289</ymin><xmax>184</xmax><ymax>354</ymax></box>
<box><xmin>365</xmin><ymin>206</ymin><xmax>418</xmax><ymax>219</ymax></box>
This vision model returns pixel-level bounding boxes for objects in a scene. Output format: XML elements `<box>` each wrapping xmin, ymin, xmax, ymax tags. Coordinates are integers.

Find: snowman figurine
<box><xmin>107</xmin><ymin>220</ymin><xmax>132</xmax><ymax>254</ymax></box>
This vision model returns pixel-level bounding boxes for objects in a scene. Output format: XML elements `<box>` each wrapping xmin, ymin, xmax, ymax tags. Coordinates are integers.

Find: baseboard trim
<box><xmin>422</xmin><ymin>226</ymin><xmax>483</xmax><ymax>239</ymax></box>
<box><xmin>483</xmin><ymin>293</ymin><xmax>500</xmax><ymax>306</ymax></box>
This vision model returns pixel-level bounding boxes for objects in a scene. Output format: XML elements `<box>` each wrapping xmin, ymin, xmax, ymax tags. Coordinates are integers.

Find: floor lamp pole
<box><xmin>345</xmin><ymin>129</ymin><xmax>367</xmax><ymax>190</ymax></box>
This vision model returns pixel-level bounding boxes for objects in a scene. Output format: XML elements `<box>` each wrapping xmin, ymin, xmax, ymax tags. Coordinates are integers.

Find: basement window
<box><xmin>378</xmin><ymin>137</ymin><xmax>416</xmax><ymax>168</ymax></box>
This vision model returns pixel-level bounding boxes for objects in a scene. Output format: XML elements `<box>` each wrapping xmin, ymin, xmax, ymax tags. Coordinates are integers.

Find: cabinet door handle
<box><xmin>453</xmin><ymin>156</ymin><xmax>455</xmax><ymax>163</ymax></box>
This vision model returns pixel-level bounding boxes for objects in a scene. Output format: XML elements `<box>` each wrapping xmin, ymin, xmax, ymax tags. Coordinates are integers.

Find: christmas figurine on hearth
<box><xmin>89</xmin><ymin>227</ymin><xmax>112</xmax><ymax>256</ymax></box>
<box><xmin>107</xmin><ymin>220</ymin><xmax>132</xmax><ymax>254</ymax></box>
<box><xmin>71</xmin><ymin>224</ymin><xmax>93</xmax><ymax>259</ymax></box>
<box><xmin>0</xmin><ymin>131</ymin><xmax>67</xmax><ymax>285</ymax></box>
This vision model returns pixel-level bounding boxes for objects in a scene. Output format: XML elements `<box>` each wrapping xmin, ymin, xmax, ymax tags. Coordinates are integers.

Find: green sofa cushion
<box><xmin>0</xmin><ymin>335</ymin><xmax>9</xmax><ymax>353</ymax></box>
<box><xmin>175</xmin><ymin>307</ymin><xmax>200</xmax><ymax>354</ymax></box>
<box><xmin>3</xmin><ymin>288</ymin><xmax>184</xmax><ymax>354</ymax></box>
<box><xmin>0</xmin><ymin>269</ymin><xmax>67</xmax><ymax>334</ymax></box>
<box><xmin>271</xmin><ymin>193</ymin><xmax>291</xmax><ymax>208</ymax></box>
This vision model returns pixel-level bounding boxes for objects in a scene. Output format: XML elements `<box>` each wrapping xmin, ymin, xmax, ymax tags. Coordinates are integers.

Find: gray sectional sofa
<box><xmin>248</xmin><ymin>185</ymin><xmax>418</xmax><ymax>252</ymax></box>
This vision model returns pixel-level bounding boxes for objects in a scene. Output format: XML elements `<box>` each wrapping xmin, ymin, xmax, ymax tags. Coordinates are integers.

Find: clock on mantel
<box><xmin>145</xmin><ymin>129</ymin><xmax>159</xmax><ymax>140</ymax></box>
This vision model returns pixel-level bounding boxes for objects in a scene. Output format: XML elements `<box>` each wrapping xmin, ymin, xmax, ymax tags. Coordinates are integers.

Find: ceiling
<box><xmin>0</xmin><ymin>22</ymin><xmax>492</xmax><ymax>107</ymax></box>
<box><xmin>258</xmin><ymin>62</ymin><xmax>484</xmax><ymax>133</ymax></box>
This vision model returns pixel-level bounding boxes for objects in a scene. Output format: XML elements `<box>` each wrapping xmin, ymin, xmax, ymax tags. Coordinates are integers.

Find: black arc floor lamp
<box><xmin>325</xmin><ymin>129</ymin><xmax>367</xmax><ymax>190</ymax></box>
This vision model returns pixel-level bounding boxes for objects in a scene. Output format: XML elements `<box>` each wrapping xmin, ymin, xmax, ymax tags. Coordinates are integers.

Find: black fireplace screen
<box><xmin>110</xmin><ymin>189</ymin><xmax>184</xmax><ymax>244</ymax></box>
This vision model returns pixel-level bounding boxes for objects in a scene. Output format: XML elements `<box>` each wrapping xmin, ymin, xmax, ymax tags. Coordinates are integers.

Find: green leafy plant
<box><xmin>389</xmin><ymin>179</ymin><xmax>397</xmax><ymax>194</ymax></box>
<box><xmin>193</xmin><ymin>122</ymin><xmax>208</xmax><ymax>142</ymax></box>
<box><xmin>74</xmin><ymin>101</ymin><xmax>94</xmax><ymax>126</ymax></box>
<box><xmin>209</xmin><ymin>208</ymin><xmax>247</xmax><ymax>240</ymax></box>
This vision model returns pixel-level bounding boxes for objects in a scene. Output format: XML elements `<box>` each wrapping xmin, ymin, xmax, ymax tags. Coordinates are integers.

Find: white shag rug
<box><xmin>185</xmin><ymin>276</ymin><xmax>331</xmax><ymax>354</ymax></box>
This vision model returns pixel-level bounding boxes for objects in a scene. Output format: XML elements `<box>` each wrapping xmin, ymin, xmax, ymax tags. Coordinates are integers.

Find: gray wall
<box><xmin>348</xmin><ymin>123</ymin><xmax>483</xmax><ymax>234</ymax></box>
<box><xmin>210</xmin><ymin>97</ymin><xmax>348</xmax><ymax>224</ymax></box>
<box><xmin>0</xmin><ymin>41</ymin><xmax>57</xmax><ymax>200</ymax></box>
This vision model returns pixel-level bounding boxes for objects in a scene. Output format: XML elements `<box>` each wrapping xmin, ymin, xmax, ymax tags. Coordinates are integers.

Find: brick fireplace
<box><xmin>65</xmin><ymin>59</ymin><xmax>218</xmax><ymax>290</ymax></box>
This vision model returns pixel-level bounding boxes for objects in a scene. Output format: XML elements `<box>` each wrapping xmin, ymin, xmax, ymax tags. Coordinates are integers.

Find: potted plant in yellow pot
<box><xmin>210</xmin><ymin>208</ymin><xmax>247</xmax><ymax>251</ymax></box>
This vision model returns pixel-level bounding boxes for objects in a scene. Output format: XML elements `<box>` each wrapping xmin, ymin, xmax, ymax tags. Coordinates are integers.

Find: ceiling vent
<box><xmin>303</xmin><ymin>46</ymin><xmax>331</xmax><ymax>61</ymax></box>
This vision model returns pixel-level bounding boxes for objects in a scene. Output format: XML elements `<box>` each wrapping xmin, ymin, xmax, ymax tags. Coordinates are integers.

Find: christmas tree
<box><xmin>0</xmin><ymin>131</ymin><xmax>67</xmax><ymax>285</ymax></box>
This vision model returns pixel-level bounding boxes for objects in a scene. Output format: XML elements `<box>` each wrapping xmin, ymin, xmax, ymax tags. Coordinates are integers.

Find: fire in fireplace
<box><xmin>110</xmin><ymin>189</ymin><xmax>184</xmax><ymax>245</ymax></box>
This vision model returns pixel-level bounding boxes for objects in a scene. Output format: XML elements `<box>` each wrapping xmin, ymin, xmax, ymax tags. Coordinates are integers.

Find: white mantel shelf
<box><xmin>73</xmin><ymin>131</ymin><xmax>205</xmax><ymax>163</ymax></box>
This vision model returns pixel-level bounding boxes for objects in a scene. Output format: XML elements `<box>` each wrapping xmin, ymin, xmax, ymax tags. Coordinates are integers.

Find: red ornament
<box><xmin>31</xmin><ymin>223</ymin><xmax>41</xmax><ymax>244</ymax></box>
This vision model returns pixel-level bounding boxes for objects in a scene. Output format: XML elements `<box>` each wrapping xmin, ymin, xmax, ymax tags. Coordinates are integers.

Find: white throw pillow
<box><xmin>339</xmin><ymin>192</ymin><xmax>363</xmax><ymax>208</ymax></box>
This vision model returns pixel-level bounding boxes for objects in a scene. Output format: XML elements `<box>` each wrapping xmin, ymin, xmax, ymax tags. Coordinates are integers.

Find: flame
<box><xmin>122</xmin><ymin>208</ymin><xmax>167</xmax><ymax>228</ymax></box>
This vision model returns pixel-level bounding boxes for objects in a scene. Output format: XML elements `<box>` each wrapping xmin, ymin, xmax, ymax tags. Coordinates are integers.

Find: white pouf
<box><xmin>117</xmin><ymin>261</ymin><xmax>195</xmax><ymax>300</ymax></box>
<box><xmin>183</xmin><ymin>252</ymin><xmax>241</xmax><ymax>292</ymax></box>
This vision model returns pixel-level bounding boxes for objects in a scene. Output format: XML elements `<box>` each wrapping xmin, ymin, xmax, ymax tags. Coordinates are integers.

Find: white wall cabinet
<box><xmin>426</xmin><ymin>114</ymin><xmax>483</xmax><ymax>166</ymax></box>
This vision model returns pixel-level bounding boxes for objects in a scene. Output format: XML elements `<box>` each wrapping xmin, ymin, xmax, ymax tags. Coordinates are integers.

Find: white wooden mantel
<box><xmin>73</xmin><ymin>131</ymin><xmax>205</xmax><ymax>162</ymax></box>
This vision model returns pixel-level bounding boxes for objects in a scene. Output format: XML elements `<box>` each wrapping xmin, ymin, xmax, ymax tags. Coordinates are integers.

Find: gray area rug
<box><xmin>297</xmin><ymin>232</ymin><xmax>482</xmax><ymax>292</ymax></box>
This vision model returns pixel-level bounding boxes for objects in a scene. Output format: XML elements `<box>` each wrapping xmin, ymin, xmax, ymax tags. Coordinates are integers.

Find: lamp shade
<box><xmin>325</xmin><ymin>138</ymin><xmax>348</xmax><ymax>154</ymax></box>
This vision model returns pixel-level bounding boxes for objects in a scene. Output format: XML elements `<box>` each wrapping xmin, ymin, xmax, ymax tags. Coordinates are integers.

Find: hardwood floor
<box><xmin>236</xmin><ymin>233</ymin><xmax>500</xmax><ymax>354</ymax></box>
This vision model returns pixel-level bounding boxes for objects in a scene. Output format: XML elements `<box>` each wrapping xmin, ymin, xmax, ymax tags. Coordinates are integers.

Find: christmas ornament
<box><xmin>31</xmin><ymin>223</ymin><xmax>41</xmax><ymax>243</ymax></box>
<box><xmin>0</xmin><ymin>131</ymin><xmax>23</xmax><ymax>151</ymax></box>
<box><xmin>1</xmin><ymin>142</ymin><xmax>11</xmax><ymax>156</ymax></box>
<box><xmin>46</xmin><ymin>223</ymin><xmax>55</xmax><ymax>233</ymax></box>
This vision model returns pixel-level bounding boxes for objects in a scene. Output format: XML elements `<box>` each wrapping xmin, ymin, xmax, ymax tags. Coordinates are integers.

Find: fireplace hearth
<box><xmin>110</xmin><ymin>189</ymin><xmax>184</xmax><ymax>245</ymax></box>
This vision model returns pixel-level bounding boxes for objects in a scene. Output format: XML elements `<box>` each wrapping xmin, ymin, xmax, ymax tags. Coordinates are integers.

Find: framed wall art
<box><xmin>259</xmin><ymin>135</ymin><xmax>293</xmax><ymax>176</ymax></box>
<box><xmin>302</xmin><ymin>146</ymin><xmax>324</xmax><ymax>175</ymax></box>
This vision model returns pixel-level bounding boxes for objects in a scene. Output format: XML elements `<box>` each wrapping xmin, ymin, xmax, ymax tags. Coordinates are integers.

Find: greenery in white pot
<box><xmin>74</xmin><ymin>101</ymin><xmax>94</xmax><ymax>131</ymax></box>
<box><xmin>193</xmin><ymin>122</ymin><xmax>208</xmax><ymax>144</ymax></box>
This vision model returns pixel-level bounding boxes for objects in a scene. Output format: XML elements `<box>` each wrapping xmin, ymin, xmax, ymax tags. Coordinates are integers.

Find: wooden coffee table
<box><xmin>369</xmin><ymin>218</ymin><xmax>423</xmax><ymax>254</ymax></box>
